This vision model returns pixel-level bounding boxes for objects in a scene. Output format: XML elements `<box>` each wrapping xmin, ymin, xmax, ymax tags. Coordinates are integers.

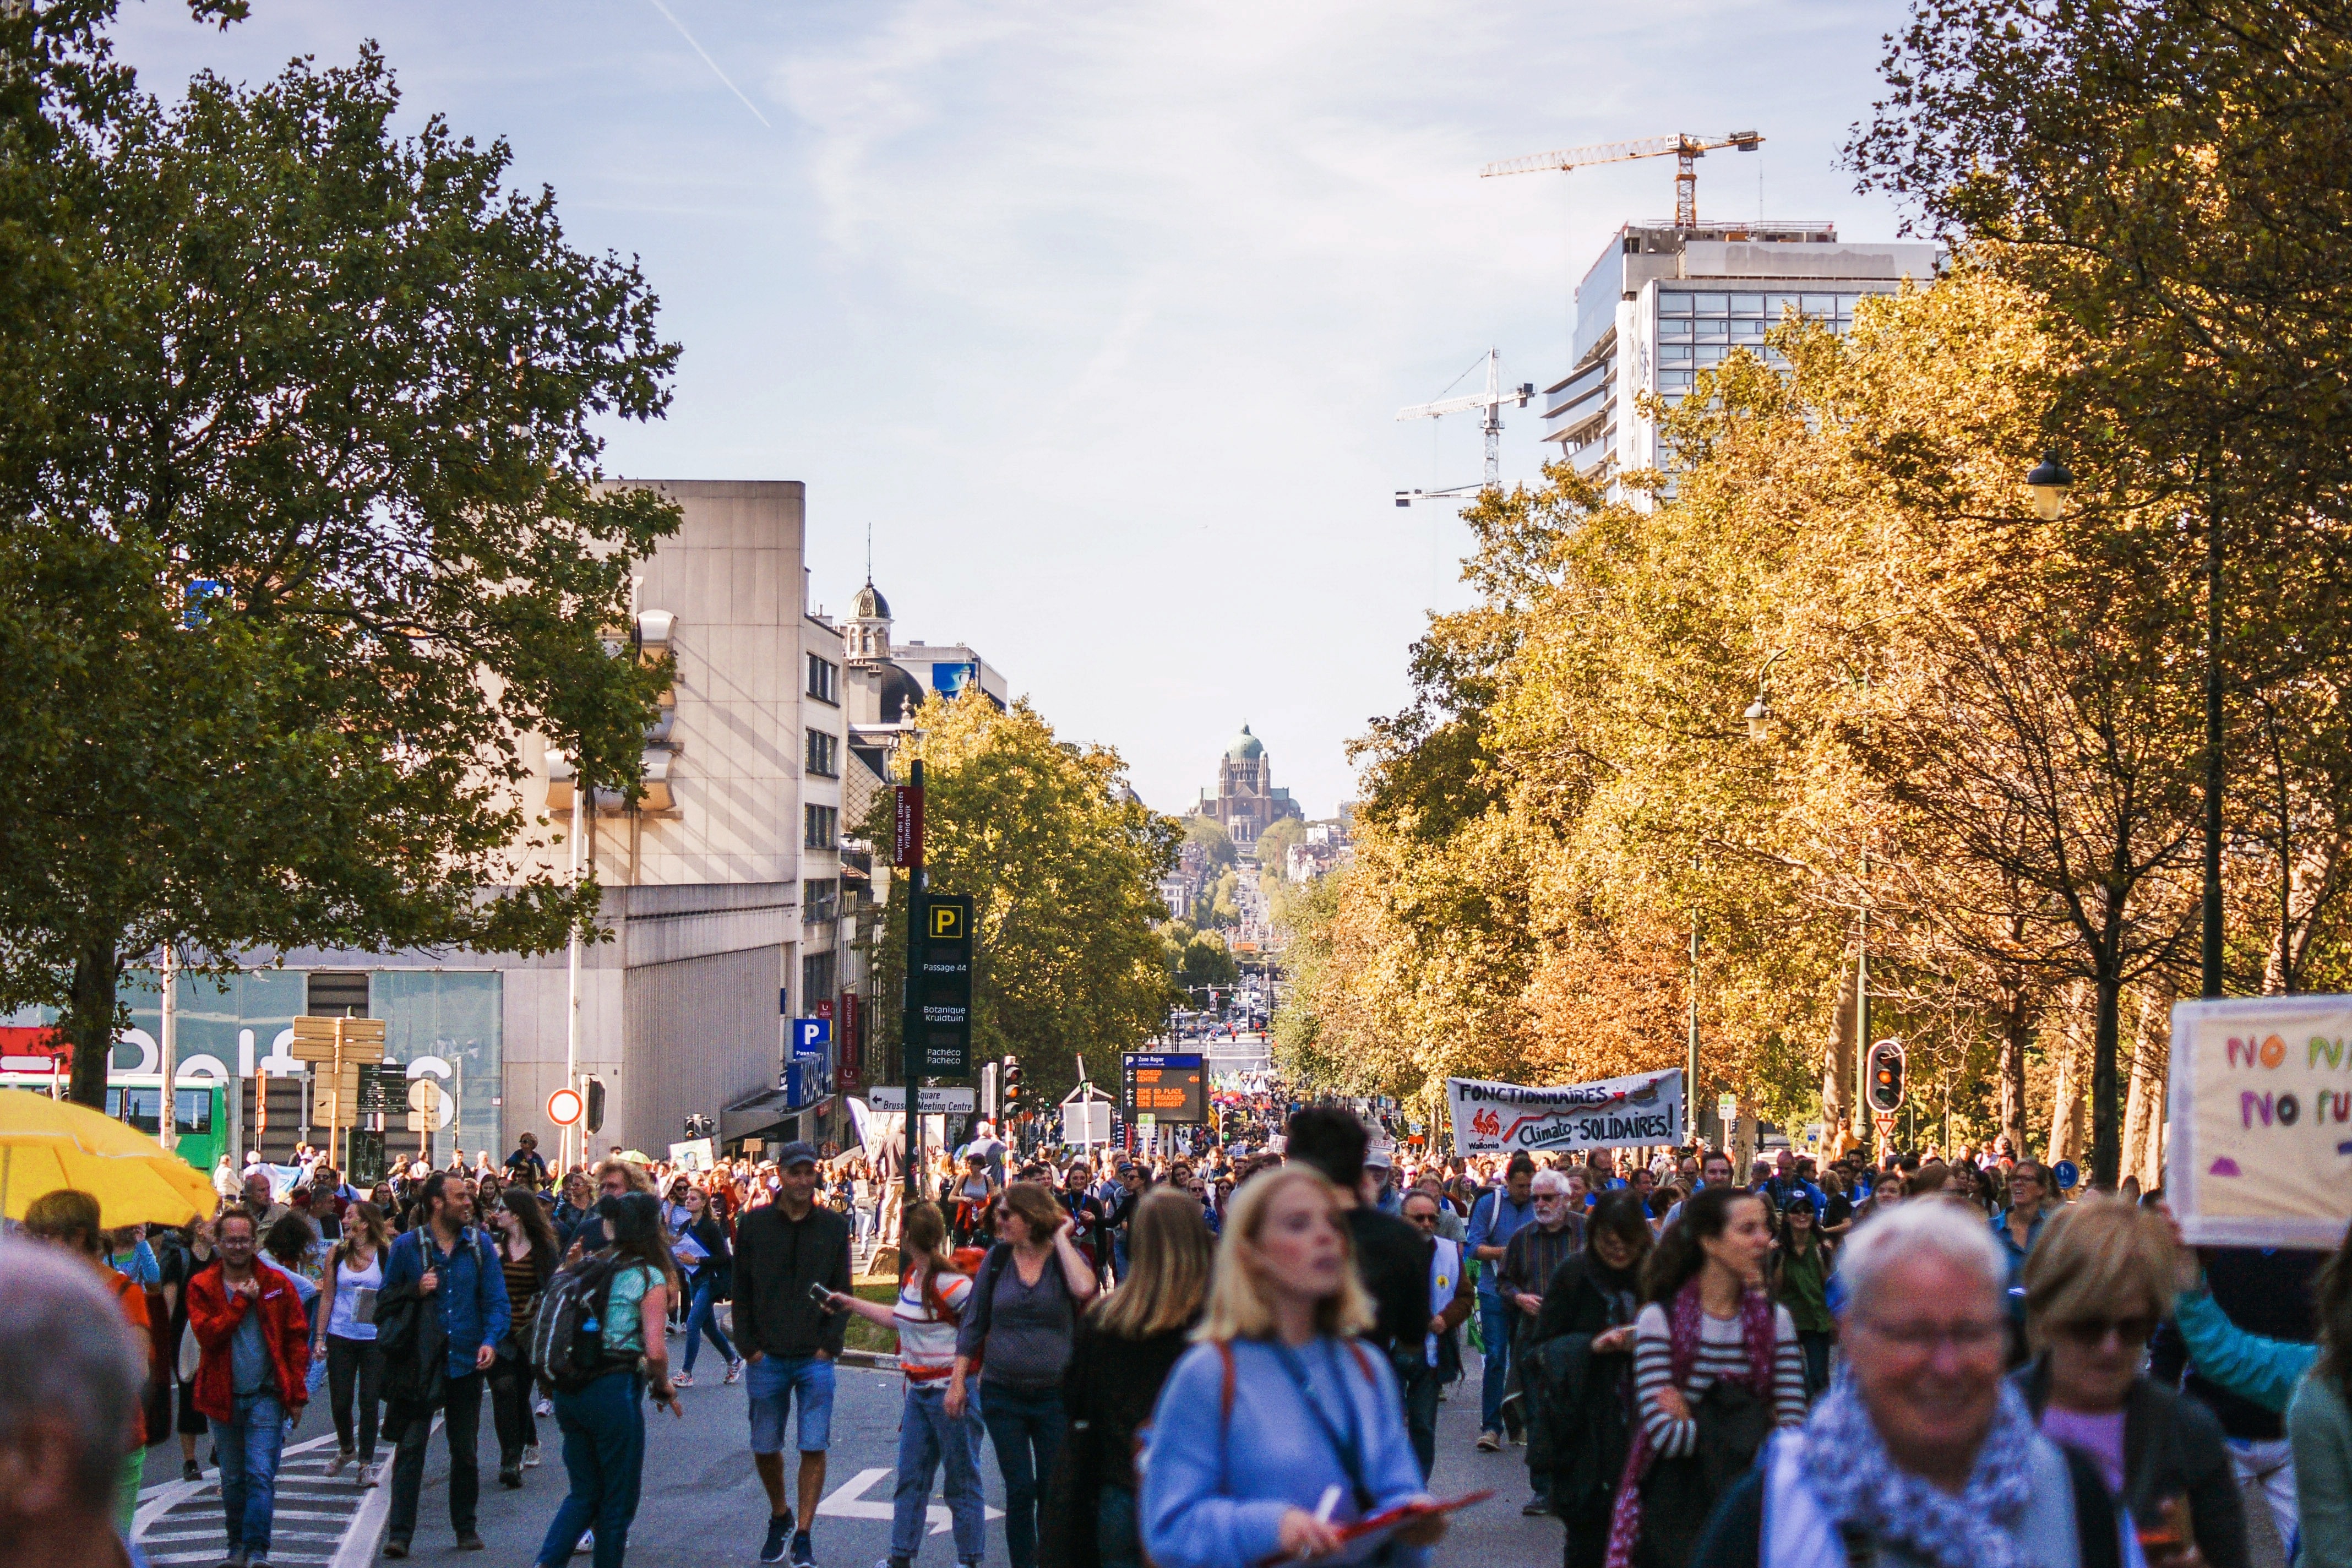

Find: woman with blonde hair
<box><xmin>1044</xmin><ymin>1187</ymin><xmax>1216</xmax><ymax>1568</ymax></box>
<box><xmin>2011</xmin><ymin>1197</ymin><xmax>2244</xmax><ymax>1568</ymax></box>
<box><xmin>1140</xmin><ymin>1165</ymin><xmax>1441</xmax><ymax>1568</ymax></box>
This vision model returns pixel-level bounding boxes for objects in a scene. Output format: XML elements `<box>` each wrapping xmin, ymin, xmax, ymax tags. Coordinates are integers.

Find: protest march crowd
<box><xmin>9</xmin><ymin>1086</ymin><xmax>2352</xmax><ymax>1568</ymax></box>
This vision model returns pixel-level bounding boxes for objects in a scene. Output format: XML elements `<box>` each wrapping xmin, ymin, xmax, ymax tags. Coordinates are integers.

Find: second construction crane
<box><xmin>1480</xmin><ymin>131</ymin><xmax>1762</xmax><ymax>229</ymax></box>
<box><xmin>1393</xmin><ymin>349</ymin><xmax>1532</xmax><ymax>507</ymax></box>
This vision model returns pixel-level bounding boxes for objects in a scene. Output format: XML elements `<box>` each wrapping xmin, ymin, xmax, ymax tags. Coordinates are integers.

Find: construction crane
<box><xmin>1393</xmin><ymin>349</ymin><xmax>1533</xmax><ymax>507</ymax></box>
<box><xmin>1480</xmin><ymin>131</ymin><xmax>1763</xmax><ymax>230</ymax></box>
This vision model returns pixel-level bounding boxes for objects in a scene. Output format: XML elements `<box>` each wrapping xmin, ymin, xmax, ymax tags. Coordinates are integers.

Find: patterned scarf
<box><xmin>1796</xmin><ymin>1370</ymin><xmax>2038</xmax><ymax>1568</ymax></box>
<box><xmin>1602</xmin><ymin>1278</ymin><xmax>1777</xmax><ymax>1568</ymax></box>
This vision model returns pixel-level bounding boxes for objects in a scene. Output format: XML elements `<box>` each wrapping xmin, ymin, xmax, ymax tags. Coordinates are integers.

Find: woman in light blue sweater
<box><xmin>2166</xmin><ymin>1223</ymin><xmax>2352</xmax><ymax>1568</ymax></box>
<box><xmin>1140</xmin><ymin>1164</ymin><xmax>1445</xmax><ymax>1568</ymax></box>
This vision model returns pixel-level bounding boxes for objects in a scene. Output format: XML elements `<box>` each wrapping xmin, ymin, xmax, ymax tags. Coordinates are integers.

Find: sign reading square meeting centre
<box><xmin>1447</xmin><ymin>1068</ymin><xmax>1684</xmax><ymax>1156</ymax></box>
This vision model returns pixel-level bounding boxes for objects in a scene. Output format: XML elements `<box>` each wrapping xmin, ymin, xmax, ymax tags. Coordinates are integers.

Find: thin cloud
<box><xmin>643</xmin><ymin>0</ymin><xmax>771</xmax><ymax>128</ymax></box>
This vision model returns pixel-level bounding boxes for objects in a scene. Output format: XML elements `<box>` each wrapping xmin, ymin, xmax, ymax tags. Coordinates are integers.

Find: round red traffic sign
<box><xmin>547</xmin><ymin>1086</ymin><xmax>585</xmax><ymax>1126</ymax></box>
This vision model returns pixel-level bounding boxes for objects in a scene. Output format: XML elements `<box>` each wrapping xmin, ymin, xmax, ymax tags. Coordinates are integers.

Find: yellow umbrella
<box><xmin>0</xmin><ymin>1088</ymin><xmax>219</xmax><ymax>1228</ymax></box>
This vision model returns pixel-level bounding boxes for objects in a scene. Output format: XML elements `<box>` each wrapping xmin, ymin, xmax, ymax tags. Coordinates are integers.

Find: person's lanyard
<box><xmin>1270</xmin><ymin>1342</ymin><xmax>1374</xmax><ymax>1511</ymax></box>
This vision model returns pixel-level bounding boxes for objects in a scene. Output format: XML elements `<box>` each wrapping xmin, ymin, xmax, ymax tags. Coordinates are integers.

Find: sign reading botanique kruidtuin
<box><xmin>1446</xmin><ymin>1069</ymin><xmax>1684</xmax><ymax>1156</ymax></box>
<box><xmin>2170</xmin><ymin>995</ymin><xmax>2352</xmax><ymax>1248</ymax></box>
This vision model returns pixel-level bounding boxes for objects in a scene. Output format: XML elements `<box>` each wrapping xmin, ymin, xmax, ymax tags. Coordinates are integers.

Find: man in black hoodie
<box><xmin>732</xmin><ymin>1141</ymin><xmax>852</xmax><ymax>1567</ymax></box>
<box><xmin>1284</xmin><ymin>1108</ymin><xmax>1434</xmax><ymax>1462</ymax></box>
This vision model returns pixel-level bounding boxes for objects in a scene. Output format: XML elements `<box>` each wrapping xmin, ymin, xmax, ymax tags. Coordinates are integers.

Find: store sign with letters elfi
<box><xmin>2170</xmin><ymin>995</ymin><xmax>2352</xmax><ymax>1247</ymax></box>
<box><xmin>1447</xmin><ymin>1069</ymin><xmax>1684</xmax><ymax>1156</ymax></box>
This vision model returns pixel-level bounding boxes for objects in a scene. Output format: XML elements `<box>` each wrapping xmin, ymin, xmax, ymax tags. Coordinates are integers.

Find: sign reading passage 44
<box><xmin>2171</xmin><ymin>994</ymin><xmax>2352</xmax><ymax>1247</ymax></box>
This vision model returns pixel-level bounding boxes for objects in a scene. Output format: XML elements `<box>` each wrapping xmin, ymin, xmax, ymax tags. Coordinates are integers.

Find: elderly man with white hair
<box><xmin>1690</xmin><ymin>1201</ymin><xmax>2151</xmax><ymax>1568</ymax></box>
<box><xmin>0</xmin><ymin>1239</ymin><xmax>151</xmax><ymax>1568</ymax></box>
<box><xmin>1499</xmin><ymin>1166</ymin><xmax>1586</xmax><ymax>1515</ymax></box>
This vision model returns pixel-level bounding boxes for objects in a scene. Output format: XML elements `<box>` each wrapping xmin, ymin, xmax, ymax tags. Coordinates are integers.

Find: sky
<box><xmin>113</xmin><ymin>0</ymin><xmax>1914</xmax><ymax>820</ymax></box>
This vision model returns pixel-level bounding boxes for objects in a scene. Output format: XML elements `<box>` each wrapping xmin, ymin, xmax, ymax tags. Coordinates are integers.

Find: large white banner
<box><xmin>2170</xmin><ymin>996</ymin><xmax>2352</xmax><ymax>1248</ymax></box>
<box><xmin>1447</xmin><ymin>1069</ymin><xmax>1684</xmax><ymax>1156</ymax></box>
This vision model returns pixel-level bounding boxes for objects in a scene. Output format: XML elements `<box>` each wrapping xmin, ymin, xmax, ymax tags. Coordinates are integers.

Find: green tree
<box><xmin>863</xmin><ymin>691</ymin><xmax>1178</xmax><ymax>1107</ymax></box>
<box><xmin>1185</xmin><ymin>813</ymin><xmax>1237</xmax><ymax>870</ymax></box>
<box><xmin>1174</xmin><ymin>929</ymin><xmax>1239</xmax><ymax>994</ymax></box>
<box><xmin>0</xmin><ymin>46</ymin><xmax>679</xmax><ymax>1104</ymax></box>
<box><xmin>1253</xmin><ymin>816</ymin><xmax>1305</xmax><ymax>881</ymax></box>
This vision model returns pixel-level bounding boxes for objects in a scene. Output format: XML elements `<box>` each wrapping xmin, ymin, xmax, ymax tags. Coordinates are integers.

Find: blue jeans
<box><xmin>683</xmin><ymin>1272</ymin><xmax>734</xmax><ymax>1374</ymax></box>
<box><xmin>1478</xmin><ymin>1294</ymin><xmax>1511</xmax><ymax>1432</ymax></box>
<box><xmin>535</xmin><ymin>1371</ymin><xmax>644</xmax><ymax>1568</ymax></box>
<box><xmin>209</xmin><ymin>1391</ymin><xmax>285</xmax><ymax>1556</ymax></box>
<box><xmin>979</xmin><ymin>1384</ymin><xmax>1065</xmax><ymax>1568</ymax></box>
<box><xmin>892</xmin><ymin>1382</ymin><xmax>986</xmax><ymax>1561</ymax></box>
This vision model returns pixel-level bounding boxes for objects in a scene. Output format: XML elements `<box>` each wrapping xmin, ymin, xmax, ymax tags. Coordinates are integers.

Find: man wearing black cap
<box><xmin>732</xmin><ymin>1141</ymin><xmax>852</xmax><ymax>1566</ymax></box>
<box><xmin>1283</xmin><ymin>1108</ymin><xmax>1434</xmax><ymax>1462</ymax></box>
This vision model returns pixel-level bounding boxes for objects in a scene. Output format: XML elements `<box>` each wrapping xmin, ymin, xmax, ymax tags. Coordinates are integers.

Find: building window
<box><xmin>805</xmin><ymin>804</ymin><xmax>837</xmax><ymax>850</ymax></box>
<box><xmin>805</xmin><ymin>653</ymin><xmax>839</xmax><ymax>705</ymax></box>
<box><xmin>801</xmin><ymin>950</ymin><xmax>836</xmax><ymax>1013</ymax></box>
<box><xmin>803</xmin><ymin>878</ymin><xmax>839</xmax><ymax>927</ymax></box>
<box><xmin>805</xmin><ymin>728</ymin><xmax>839</xmax><ymax>777</ymax></box>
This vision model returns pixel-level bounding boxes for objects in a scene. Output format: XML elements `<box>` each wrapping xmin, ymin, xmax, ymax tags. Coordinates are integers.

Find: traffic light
<box><xmin>1866</xmin><ymin>1039</ymin><xmax>1906</xmax><ymax>1115</ymax></box>
<box><xmin>585</xmin><ymin>1076</ymin><xmax>606</xmax><ymax>1134</ymax></box>
<box><xmin>1002</xmin><ymin>1055</ymin><xmax>1024</xmax><ymax>1118</ymax></box>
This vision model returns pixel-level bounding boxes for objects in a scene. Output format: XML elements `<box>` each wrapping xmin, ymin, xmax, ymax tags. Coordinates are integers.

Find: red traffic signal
<box><xmin>1865</xmin><ymin>1040</ymin><xmax>1905</xmax><ymax>1115</ymax></box>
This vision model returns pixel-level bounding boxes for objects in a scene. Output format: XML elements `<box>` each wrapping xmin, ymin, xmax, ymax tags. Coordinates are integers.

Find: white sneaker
<box><xmin>574</xmin><ymin>1529</ymin><xmax>594</xmax><ymax>1555</ymax></box>
<box><xmin>325</xmin><ymin>1449</ymin><xmax>351</xmax><ymax>1477</ymax></box>
<box><xmin>358</xmin><ymin>1462</ymin><xmax>381</xmax><ymax>1488</ymax></box>
<box><xmin>534</xmin><ymin>1397</ymin><xmax>553</xmax><ymax>1417</ymax></box>
<box><xmin>523</xmin><ymin>1443</ymin><xmax>542</xmax><ymax>1468</ymax></box>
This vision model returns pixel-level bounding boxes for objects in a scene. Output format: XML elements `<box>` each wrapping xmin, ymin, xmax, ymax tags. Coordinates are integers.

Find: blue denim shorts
<box><xmin>747</xmin><ymin>1354</ymin><xmax>835</xmax><ymax>1455</ymax></box>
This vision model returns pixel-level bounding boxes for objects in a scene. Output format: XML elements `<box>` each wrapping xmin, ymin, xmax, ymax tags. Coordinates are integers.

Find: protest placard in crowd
<box><xmin>1447</xmin><ymin>1068</ymin><xmax>1684</xmax><ymax>1156</ymax></box>
<box><xmin>2170</xmin><ymin>995</ymin><xmax>2352</xmax><ymax>1247</ymax></box>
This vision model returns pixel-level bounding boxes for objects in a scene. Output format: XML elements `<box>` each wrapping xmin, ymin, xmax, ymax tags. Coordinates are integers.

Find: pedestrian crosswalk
<box><xmin>134</xmin><ymin>1429</ymin><xmax>401</xmax><ymax>1568</ymax></box>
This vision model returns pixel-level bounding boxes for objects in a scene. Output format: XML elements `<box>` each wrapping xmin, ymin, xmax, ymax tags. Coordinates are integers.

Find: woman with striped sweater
<box><xmin>1607</xmin><ymin>1184</ymin><xmax>1806</xmax><ymax>1568</ymax></box>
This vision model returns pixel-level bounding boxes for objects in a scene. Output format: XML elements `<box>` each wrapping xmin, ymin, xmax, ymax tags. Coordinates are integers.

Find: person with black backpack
<box><xmin>1687</xmin><ymin>1201</ymin><xmax>2139</xmax><ymax>1568</ymax></box>
<box><xmin>375</xmin><ymin>1170</ymin><xmax>510</xmax><ymax>1558</ymax></box>
<box><xmin>528</xmin><ymin>1191</ymin><xmax>684</xmax><ymax>1568</ymax></box>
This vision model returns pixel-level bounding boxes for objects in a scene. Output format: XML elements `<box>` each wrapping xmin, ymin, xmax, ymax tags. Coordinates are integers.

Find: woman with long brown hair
<box><xmin>490</xmin><ymin>1186</ymin><xmax>561</xmax><ymax>1488</ymax></box>
<box><xmin>1140</xmin><ymin>1166</ymin><xmax>1442</xmax><ymax>1568</ymax></box>
<box><xmin>1044</xmin><ymin>1187</ymin><xmax>1215</xmax><ymax>1568</ymax></box>
<box><xmin>318</xmin><ymin>1200</ymin><xmax>392</xmax><ymax>1485</ymax></box>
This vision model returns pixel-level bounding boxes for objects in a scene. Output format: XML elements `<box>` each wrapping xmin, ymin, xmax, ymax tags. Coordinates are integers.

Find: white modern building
<box><xmin>1545</xmin><ymin>223</ymin><xmax>1943</xmax><ymax>497</ymax></box>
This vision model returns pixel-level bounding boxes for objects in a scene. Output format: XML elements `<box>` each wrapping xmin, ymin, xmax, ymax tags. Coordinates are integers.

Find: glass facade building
<box><xmin>1543</xmin><ymin>224</ymin><xmax>1942</xmax><ymax>499</ymax></box>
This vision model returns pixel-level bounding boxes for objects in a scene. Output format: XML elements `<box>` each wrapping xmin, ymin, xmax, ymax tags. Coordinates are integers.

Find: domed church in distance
<box><xmin>1189</xmin><ymin>725</ymin><xmax>1302</xmax><ymax>848</ymax></box>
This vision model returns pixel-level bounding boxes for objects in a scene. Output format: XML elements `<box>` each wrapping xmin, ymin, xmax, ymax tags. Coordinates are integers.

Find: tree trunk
<box><xmin>1999</xmin><ymin>990</ymin><xmax>2032</xmax><ymax>1158</ymax></box>
<box><xmin>1825</xmin><ymin>962</ymin><xmax>1858</xmax><ymax>1119</ymax></box>
<box><xmin>2049</xmin><ymin>981</ymin><xmax>2087</xmax><ymax>1163</ymax></box>
<box><xmin>65</xmin><ymin>939</ymin><xmax>119</xmax><ymax>1110</ymax></box>
<box><xmin>2092</xmin><ymin>968</ymin><xmax>2124</xmax><ymax>1190</ymax></box>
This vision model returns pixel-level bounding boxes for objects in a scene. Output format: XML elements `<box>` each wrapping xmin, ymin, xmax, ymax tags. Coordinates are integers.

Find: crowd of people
<box><xmin>12</xmin><ymin>1108</ymin><xmax>2352</xmax><ymax>1568</ymax></box>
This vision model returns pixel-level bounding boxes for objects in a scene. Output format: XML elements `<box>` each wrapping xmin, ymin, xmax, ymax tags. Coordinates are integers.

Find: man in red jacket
<box><xmin>188</xmin><ymin>1208</ymin><xmax>309</xmax><ymax>1567</ymax></box>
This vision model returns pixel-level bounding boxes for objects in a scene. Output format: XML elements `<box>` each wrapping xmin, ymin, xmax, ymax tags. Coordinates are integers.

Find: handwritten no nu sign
<box><xmin>2171</xmin><ymin>996</ymin><xmax>2352</xmax><ymax>1248</ymax></box>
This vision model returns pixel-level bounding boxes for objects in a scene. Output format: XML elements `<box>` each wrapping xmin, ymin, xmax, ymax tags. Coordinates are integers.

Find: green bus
<box><xmin>0</xmin><ymin>1070</ymin><xmax>231</xmax><ymax>1178</ymax></box>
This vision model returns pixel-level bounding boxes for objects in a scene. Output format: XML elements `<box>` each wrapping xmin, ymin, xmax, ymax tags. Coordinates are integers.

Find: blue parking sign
<box><xmin>793</xmin><ymin>1017</ymin><xmax>831</xmax><ymax>1054</ymax></box>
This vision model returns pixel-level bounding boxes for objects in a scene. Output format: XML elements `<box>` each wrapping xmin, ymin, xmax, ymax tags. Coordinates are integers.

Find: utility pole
<box><xmin>899</xmin><ymin>759</ymin><xmax>926</xmax><ymax>1204</ymax></box>
<box><xmin>564</xmin><ymin>758</ymin><xmax>584</xmax><ymax>1178</ymax></box>
<box><xmin>1686</xmin><ymin>916</ymin><xmax>1700</xmax><ymax>1146</ymax></box>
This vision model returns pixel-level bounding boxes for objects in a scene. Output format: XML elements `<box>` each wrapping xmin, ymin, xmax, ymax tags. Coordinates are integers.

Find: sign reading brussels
<box><xmin>1447</xmin><ymin>1069</ymin><xmax>1684</xmax><ymax>1156</ymax></box>
<box><xmin>2170</xmin><ymin>995</ymin><xmax>2352</xmax><ymax>1248</ymax></box>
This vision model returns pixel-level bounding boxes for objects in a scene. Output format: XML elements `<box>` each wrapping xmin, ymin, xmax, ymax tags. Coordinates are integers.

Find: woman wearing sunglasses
<box><xmin>2011</xmin><ymin>1197</ymin><xmax>2244</xmax><ymax>1568</ymax></box>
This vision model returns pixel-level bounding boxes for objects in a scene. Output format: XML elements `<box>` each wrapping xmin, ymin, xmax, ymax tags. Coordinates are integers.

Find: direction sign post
<box><xmin>291</xmin><ymin>1015</ymin><xmax>386</xmax><ymax>1175</ymax></box>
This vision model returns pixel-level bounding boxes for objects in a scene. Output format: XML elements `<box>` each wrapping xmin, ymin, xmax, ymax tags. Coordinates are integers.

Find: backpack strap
<box><xmin>2060</xmin><ymin>1441</ymin><xmax>2123</xmax><ymax>1568</ymax></box>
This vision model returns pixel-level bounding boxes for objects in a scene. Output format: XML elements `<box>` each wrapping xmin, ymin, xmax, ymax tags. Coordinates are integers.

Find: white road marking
<box><xmin>818</xmin><ymin>1464</ymin><xmax>1006</xmax><ymax>1536</ymax></box>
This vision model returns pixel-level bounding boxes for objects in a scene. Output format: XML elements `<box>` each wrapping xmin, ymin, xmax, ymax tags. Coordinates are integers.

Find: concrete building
<box><xmin>67</xmin><ymin>481</ymin><xmax>856</xmax><ymax>1172</ymax></box>
<box><xmin>1545</xmin><ymin>223</ymin><xmax>1943</xmax><ymax>498</ymax></box>
<box><xmin>1189</xmin><ymin>726</ymin><xmax>1303</xmax><ymax>850</ymax></box>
